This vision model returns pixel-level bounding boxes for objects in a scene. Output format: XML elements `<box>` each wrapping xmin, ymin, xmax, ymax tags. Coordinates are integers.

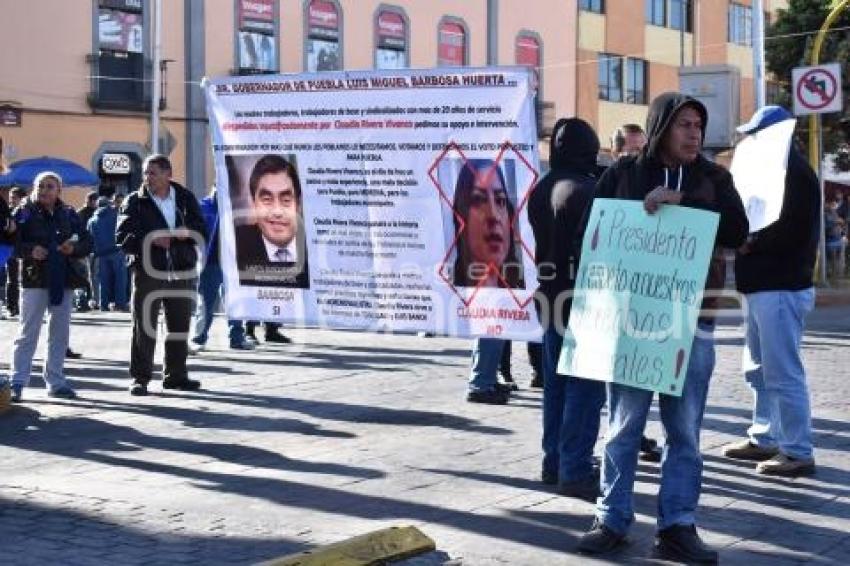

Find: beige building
<box><xmin>0</xmin><ymin>0</ymin><xmax>778</xmax><ymax>197</ymax></box>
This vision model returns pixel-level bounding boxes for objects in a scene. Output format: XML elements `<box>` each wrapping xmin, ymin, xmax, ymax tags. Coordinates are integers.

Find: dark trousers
<box><xmin>499</xmin><ymin>341</ymin><xmax>544</xmax><ymax>379</ymax></box>
<box><xmin>5</xmin><ymin>258</ymin><xmax>19</xmax><ymax>315</ymax></box>
<box><xmin>245</xmin><ymin>320</ymin><xmax>281</xmax><ymax>336</ymax></box>
<box><xmin>130</xmin><ymin>270</ymin><xmax>196</xmax><ymax>385</ymax></box>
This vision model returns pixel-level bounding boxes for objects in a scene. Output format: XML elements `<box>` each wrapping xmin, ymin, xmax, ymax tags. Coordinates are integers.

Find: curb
<box><xmin>257</xmin><ymin>526</ymin><xmax>436</xmax><ymax>566</ymax></box>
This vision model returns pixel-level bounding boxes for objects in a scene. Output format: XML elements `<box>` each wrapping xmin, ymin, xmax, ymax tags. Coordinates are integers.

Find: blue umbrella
<box><xmin>1</xmin><ymin>156</ymin><xmax>99</xmax><ymax>187</ymax></box>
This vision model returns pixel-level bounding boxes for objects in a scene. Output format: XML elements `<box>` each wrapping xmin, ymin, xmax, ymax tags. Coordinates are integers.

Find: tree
<box><xmin>766</xmin><ymin>0</ymin><xmax>850</xmax><ymax>171</ymax></box>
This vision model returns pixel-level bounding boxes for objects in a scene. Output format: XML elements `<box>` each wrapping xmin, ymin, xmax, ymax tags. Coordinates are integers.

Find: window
<box><xmin>598</xmin><ymin>53</ymin><xmax>623</xmax><ymax>102</ymax></box>
<box><xmin>579</xmin><ymin>0</ymin><xmax>604</xmax><ymax>13</ymax></box>
<box><xmin>306</xmin><ymin>0</ymin><xmax>342</xmax><ymax>72</ymax></box>
<box><xmin>90</xmin><ymin>0</ymin><xmax>148</xmax><ymax>111</ymax></box>
<box><xmin>646</xmin><ymin>0</ymin><xmax>665</xmax><ymax>27</ymax></box>
<box><xmin>626</xmin><ymin>59</ymin><xmax>647</xmax><ymax>104</ymax></box>
<box><xmin>375</xmin><ymin>8</ymin><xmax>408</xmax><ymax>70</ymax></box>
<box><xmin>600</xmin><ymin>54</ymin><xmax>648</xmax><ymax>105</ymax></box>
<box><xmin>438</xmin><ymin>19</ymin><xmax>467</xmax><ymax>67</ymax></box>
<box><xmin>729</xmin><ymin>3</ymin><xmax>753</xmax><ymax>46</ymax></box>
<box><xmin>646</xmin><ymin>0</ymin><xmax>692</xmax><ymax>32</ymax></box>
<box><xmin>237</xmin><ymin>0</ymin><xmax>277</xmax><ymax>74</ymax></box>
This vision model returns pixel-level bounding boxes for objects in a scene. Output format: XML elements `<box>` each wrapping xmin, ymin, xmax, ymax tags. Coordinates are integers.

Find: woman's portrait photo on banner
<box><xmin>438</xmin><ymin>157</ymin><xmax>525</xmax><ymax>290</ymax></box>
<box><xmin>225</xmin><ymin>153</ymin><xmax>310</xmax><ymax>289</ymax></box>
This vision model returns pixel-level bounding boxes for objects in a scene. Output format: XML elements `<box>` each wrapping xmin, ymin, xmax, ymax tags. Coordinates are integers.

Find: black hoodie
<box><xmin>589</xmin><ymin>92</ymin><xmax>749</xmax><ymax>317</ymax></box>
<box><xmin>528</xmin><ymin>117</ymin><xmax>599</xmax><ymax>324</ymax></box>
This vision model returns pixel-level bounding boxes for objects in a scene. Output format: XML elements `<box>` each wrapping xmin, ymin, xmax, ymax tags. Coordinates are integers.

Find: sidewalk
<box><xmin>1</xmin><ymin>305</ymin><xmax>848</xmax><ymax>565</ymax></box>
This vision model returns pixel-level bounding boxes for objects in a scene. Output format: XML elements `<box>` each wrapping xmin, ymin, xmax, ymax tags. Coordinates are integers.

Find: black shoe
<box><xmin>557</xmin><ymin>472</ymin><xmax>600</xmax><ymax>503</ymax></box>
<box><xmin>129</xmin><ymin>381</ymin><xmax>148</xmax><ymax>396</ymax></box>
<box><xmin>65</xmin><ymin>348</ymin><xmax>82</xmax><ymax>359</ymax></box>
<box><xmin>577</xmin><ymin>519</ymin><xmax>627</xmax><ymax>555</ymax></box>
<box><xmin>162</xmin><ymin>378</ymin><xmax>202</xmax><ymax>392</ymax></box>
<box><xmin>639</xmin><ymin>436</ymin><xmax>663</xmax><ymax>463</ymax></box>
<box><xmin>541</xmin><ymin>469</ymin><xmax>558</xmax><ymax>485</ymax></box>
<box><xmin>264</xmin><ymin>330</ymin><xmax>292</xmax><ymax>344</ymax></box>
<box><xmin>466</xmin><ymin>389</ymin><xmax>509</xmax><ymax>405</ymax></box>
<box><xmin>529</xmin><ymin>374</ymin><xmax>544</xmax><ymax>388</ymax></box>
<box><xmin>653</xmin><ymin>524</ymin><xmax>718</xmax><ymax>564</ymax></box>
<box><xmin>493</xmin><ymin>382</ymin><xmax>514</xmax><ymax>395</ymax></box>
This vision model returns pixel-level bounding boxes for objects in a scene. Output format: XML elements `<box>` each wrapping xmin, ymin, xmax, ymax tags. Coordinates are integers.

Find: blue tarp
<box><xmin>0</xmin><ymin>156</ymin><xmax>98</xmax><ymax>187</ymax></box>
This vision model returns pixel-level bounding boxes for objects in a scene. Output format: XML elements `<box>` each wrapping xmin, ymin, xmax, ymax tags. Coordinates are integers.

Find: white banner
<box><xmin>205</xmin><ymin>67</ymin><xmax>541</xmax><ymax>339</ymax></box>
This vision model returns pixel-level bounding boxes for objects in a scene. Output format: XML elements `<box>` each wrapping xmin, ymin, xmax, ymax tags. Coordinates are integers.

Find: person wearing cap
<box><xmin>88</xmin><ymin>194</ymin><xmax>128</xmax><ymax>311</ymax></box>
<box><xmin>722</xmin><ymin>106</ymin><xmax>820</xmax><ymax>477</ymax></box>
<box><xmin>9</xmin><ymin>172</ymin><xmax>92</xmax><ymax>402</ymax></box>
<box><xmin>576</xmin><ymin>92</ymin><xmax>748</xmax><ymax>563</ymax></box>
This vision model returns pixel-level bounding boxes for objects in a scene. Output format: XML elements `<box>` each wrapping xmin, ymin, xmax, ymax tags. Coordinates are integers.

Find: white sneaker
<box><xmin>188</xmin><ymin>341</ymin><xmax>205</xmax><ymax>354</ymax></box>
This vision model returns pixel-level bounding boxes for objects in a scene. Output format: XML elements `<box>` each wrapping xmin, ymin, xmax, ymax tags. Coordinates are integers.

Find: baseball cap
<box><xmin>737</xmin><ymin>105</ymin><xmax>794</xmax><ymax>135</ymax></box>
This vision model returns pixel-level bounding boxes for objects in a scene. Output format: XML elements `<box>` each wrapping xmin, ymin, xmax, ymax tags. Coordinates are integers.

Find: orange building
<box><xmin>0</xmin><ymin>0</ymin><xmax>781</xmax><ymax>196</ymax></box>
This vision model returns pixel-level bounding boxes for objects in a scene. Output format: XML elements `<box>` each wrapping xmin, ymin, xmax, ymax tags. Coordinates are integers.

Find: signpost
<box><xmin>793</xmin><ymin>62</ymin><xmax>844</xmax><ymax>284</ymax></box>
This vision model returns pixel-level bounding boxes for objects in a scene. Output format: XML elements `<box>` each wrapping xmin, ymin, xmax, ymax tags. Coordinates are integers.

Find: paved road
<box><xmin>1</xmin><ymin>305</ymin><xmax>849</xmax><ymax>565</ymax></box>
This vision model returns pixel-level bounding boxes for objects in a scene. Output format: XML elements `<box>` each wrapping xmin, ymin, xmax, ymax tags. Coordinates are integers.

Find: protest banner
<box><xmin>730</xmin><ymin>118</ymin><xmax>795</xmax><ymax>233</ymax></box>
<box><xmin>557</xmin><ymin>199</ymin><xmax>719</xmax><ymax>396</ymax></box>
<box><xmin>205</xmin><ymin>67</ymin><xmax>540</xmax><ymax>339</ymax></box>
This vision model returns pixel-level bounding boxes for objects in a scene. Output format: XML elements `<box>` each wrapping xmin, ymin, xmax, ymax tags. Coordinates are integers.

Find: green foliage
<box><xmin>766</xmin><ymin>0</ymin><xmax>850</xmax><ymax>170</ymax></box>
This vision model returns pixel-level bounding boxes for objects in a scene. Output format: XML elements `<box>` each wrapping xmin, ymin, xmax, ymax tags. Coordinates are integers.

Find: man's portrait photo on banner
<box><xmin>226</xmin><ymin>153</ymin><xmax>310</xmax><ymax>289</ymax></box>
<box><xmin>440</xmin><ymin>157</ymin><xmax>525</xmax><ymax>290</ymax></box>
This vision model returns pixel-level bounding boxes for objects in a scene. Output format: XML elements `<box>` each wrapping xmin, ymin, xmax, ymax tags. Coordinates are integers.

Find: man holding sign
<box><xmin>574</xmin><ymin>93</ymin><xmax>747</xmax><ymax>563</ymax></box>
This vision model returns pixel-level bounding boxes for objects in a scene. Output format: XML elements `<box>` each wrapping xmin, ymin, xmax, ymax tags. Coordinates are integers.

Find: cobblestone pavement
<box><xmin>1</xmin><ymin>305</ymin><xmax>849</xmax><ymax>565</ymax></box>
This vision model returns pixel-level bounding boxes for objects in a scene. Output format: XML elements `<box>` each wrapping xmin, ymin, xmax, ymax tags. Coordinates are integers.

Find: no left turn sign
<box><xmin>792</xmin><ymin>63</ymin><xmax>843</xmax><ymax>116</ymax></box>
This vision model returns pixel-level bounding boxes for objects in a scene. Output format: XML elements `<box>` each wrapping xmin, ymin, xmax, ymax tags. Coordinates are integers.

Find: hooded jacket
<box><xmin>590</xmin><ymin>92</ymin><xmax>749</xmax><ymax>318</ymax></box>
<box><xmin>116</xmin><ymin>181</ymin><xmax>207</xmax><ymax>276</ymax></box>
<box><xmin>528</xmin><ymin>117</ymin><xmax>599</xmax><ymax>324</ymax></box>
<box><xmin>87</xmin><ymin>203</ymin><xmax>121</xmax><ymax>257</ymax></box>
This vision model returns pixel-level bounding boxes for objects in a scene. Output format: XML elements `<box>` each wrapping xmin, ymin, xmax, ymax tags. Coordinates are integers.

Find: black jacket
<box><xmin>13</xmin><ymin>198</ymin><xmax>93</xmax><ymax>289</ymax></box>
<box><xmin>235</xmin><ymin>223</ymin><xmax>309</xmax><ymax>288</ymax></box>
<box><xmin>735</xmin><ymin>147</ymin><xmax>820</xmax><ymax>293</ymax></box>
<box><xmin>528</xmin><ymin>117</ymin><xmax>598</xmax><ymax>324</ymax></box>
<box><xmin>588</xmin><ymin>92</ymin><xmax>749</xmax><ymax>316</ymax></box>
<box><xmin>116</xmin><ymin>182</ymin><xmax>207</xmax><ymax>276</ymax></box>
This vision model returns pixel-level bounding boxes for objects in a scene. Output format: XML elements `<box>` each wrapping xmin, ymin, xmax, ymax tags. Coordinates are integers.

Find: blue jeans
<box><xmin>744</xmin><ymin>288</ymin><xmax>815</xmax><ymax>460</ymax></box>
<box><xmin>97</xmin><ymin>251</ymin><xmax>128</xmax><ymax>310</ymax></box>
<box><xmin>541</xmin><ymin>324</ymin><xmax>606</xmax><ymax>482</ymax></box>
<box><xmin>597</xmin><ymin>322</ymin><xmax>716</xmax><ymax>534</ymax></box>
<box><xmin>192</xmin><ymin>262</ymin><xmax>245</xmax><ymax>346</ymax></box>
<box><xmin>468</xmin><ymin>338</ymin><xmax>506</xmax><ymax>392</ymax></box>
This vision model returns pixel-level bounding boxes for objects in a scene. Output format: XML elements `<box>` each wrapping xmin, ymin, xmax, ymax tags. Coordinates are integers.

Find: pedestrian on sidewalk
<box><xmin>4</xmin><ymin>187</ymin><xmax>26</xmax><ymax>317</ymax></box>
<box><xmin>190</xmin><ymin>187</ymin><xmax>253</xmax><ymax>352</ymax></box>
<box><xmin>88</xmin><ymin>195</ymin><xmax>128</xmax><ymax>311</ymax></box>
<box><xmin>75</xmin><ymin>190</ymin><xmax>98</xmax><ymax>312</ymax></box>
<box><xmin>723</xmin><ymin>106</ymin><xmax>820</xmax><ymax>477</ymax></box>
<box><xmin>9</xmin><ymin>172</ymin><xmax>92</xmax><ymax>402</ymax></box>
<box><xmin>117</xmin><ymin>154</ymin><xmax>207</xmax><ymax>396</ymax></box>
<box><xmin>575</xmin><ymin>92</ymin><xmax>748</xmax><ymax>564</ymax></box>
<box><xmin>528</xmin><ymin>117</ymin><xmax>604</xmax><ymax>499</ymax></box>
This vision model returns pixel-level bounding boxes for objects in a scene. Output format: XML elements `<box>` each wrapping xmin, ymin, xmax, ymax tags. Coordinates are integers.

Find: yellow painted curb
<box><xmin>258</xmin><ymin>526</ymin><xmax>436</xmax><ymax>566</ymax></box>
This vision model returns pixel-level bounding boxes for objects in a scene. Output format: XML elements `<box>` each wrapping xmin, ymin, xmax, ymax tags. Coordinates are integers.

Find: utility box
<box><xmin>679</xmin><ymin>65</ymin><xmax>741</xmax><ymax>150</ymax></box>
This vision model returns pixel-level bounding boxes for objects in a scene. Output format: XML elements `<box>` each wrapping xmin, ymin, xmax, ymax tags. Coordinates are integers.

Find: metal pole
<box><xmin>752</xmin><ymin>0</ymin><xmax>766</xmax><ymax>108</ymax></box>
<box><xmin>679</xmin><ymin>0</ymin><xmax>685</xmax><ymax>67</ymax></box>
<box><xmin>817</xmin><ymin>117</ymin><xmax>829</xmax><ymax>285</ymax></box>
<box><xmin>486</xmin><ymin>0</ymin><xmax>498</xmax><ymax>66</ymax></box>
<box><xmin>151</xmin><ymin>0</ymin><xmax>162</xmax><ymax>154</ymax></box>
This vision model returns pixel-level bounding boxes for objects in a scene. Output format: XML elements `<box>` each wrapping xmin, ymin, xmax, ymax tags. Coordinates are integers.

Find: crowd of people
<box><xmin>0</xmin><ymin>91</ymin><xmax>826</xmax><ymax>564</ymax></box>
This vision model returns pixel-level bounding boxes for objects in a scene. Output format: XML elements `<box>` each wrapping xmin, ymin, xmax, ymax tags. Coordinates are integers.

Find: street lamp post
<box><xmin>809</xmin><ymin>0</ymin><xmax>849</xmax><ymax>284</ymax></box>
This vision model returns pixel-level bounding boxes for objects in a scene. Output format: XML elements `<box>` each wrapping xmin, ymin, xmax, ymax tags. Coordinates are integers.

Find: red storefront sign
<box><xmin>438</xmin><ymin>22</ymin><xmax>465</xmax><ymax>66</ymax></box>
<box><xmin>377</xmin><ymin>10</ymin><xmax>405</xmax><ymax>49</ymax></box>
<box><xmin>309</xmin><ymin>0</ymin><xmax>339</xmax><ymax>38</ymax></box>
<box><xmin>516</xmin><ymin>35</ymin><xmax>540</xmax><ymax>67</ymax></box>
<box><xmin>239</xmin><ymin>0</ymin><xmax>274</xmax><ymax>33</ymax></box>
